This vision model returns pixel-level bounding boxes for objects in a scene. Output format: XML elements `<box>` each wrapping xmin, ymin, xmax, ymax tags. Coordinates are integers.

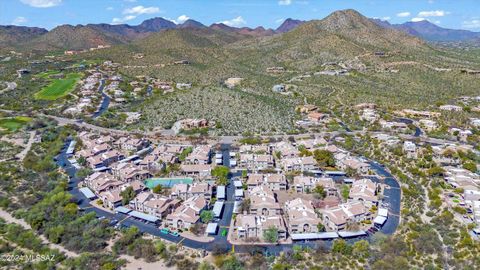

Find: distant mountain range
<box><xmin>1</xmin><ymin>13</ymin><xmax>479</xmax><ymax>52</ymax></box>
<box><xmin>371</xmin><ymin>19</ymin><xmax>480</xmax><ymax>42</ymax></box>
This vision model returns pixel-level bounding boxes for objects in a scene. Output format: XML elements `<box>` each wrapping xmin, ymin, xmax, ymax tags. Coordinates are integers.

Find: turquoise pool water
<box><xmin>145</xmin><ymin>177</ymin><xmax>194</xmax><ymax>189</ymax></box>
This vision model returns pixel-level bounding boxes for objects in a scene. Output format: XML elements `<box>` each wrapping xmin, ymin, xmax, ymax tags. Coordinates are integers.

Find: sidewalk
<box><xmin>180</xmin><ymin>231</ymin><xmax>214</xmax><ymax>243</ymax></box>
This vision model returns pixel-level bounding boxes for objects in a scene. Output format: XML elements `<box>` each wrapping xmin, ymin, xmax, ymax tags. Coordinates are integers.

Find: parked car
<box><xmin>109</xmin><ymin>219</ymin><xmax>119</xmax><ymax>226</ymax></box>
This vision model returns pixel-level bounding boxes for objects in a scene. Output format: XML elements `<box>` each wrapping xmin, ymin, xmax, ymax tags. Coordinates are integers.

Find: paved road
<box><xmin>92</xmin><ymin>79</ymin><xmax>109</xmax><ymax>119</ymax></box>
<box><xmin>0</xmin><ymin>108</ymin><xmax>455</xmax><ymax>147</ymax></box>
<box><xmin>396</xmin><ymin>117</ymin><xmax>423</xmax><ymax>137</ymax></box>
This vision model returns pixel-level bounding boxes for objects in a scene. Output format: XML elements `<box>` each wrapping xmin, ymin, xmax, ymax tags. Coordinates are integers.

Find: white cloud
<box><xmin>106</xmin><ymin>6</ymin><xmax>114</xmax><ymax>11</ymax></box>
<box><xmin>123</xmin><ymin>5</ymin><xmax>160</xmax><ymax>15</ymax></box>
<box><xmin>462</xmin><ymin>19</ymin><xmax>480</xmax><ymax>29</ymax></box>
<box><xmin>112</xmin><ymin>15</ymin><xmax>136</xmax><ymax>24</ymax></box>
<box><xmin>411</xmin><ymin>17</ymin><xmax>426</xmax><ymax>22</ymax></box>
<box><xmin>11</xmin><ymin>16</ymin><xmax>28</xmax><ymax>25</ymax></box>
<box><xmin>112</xmin><ymin>5</ymin><xmax>161</xmax><ymax>25</ymax></box>
<box><xmin>20</xmin><ymin>0</ymin><xmax>61</xmax><ymax>8</ymax></box>
<box><xmin>381</xmin><ymin>16</ymin><xmax>391</xmax><ymax>21</ymax></box>
<box><xmin>396</xmin><ymin>12</ymin><xmax>411</xmax><ymax>18</ymax></box>
<box><xmin>278</xmin><ymin>0</ymin><xmax>292</xmax><ymax>6</ymax></box>
<box><xmin>219</xmin><ymin>16</ymin><xmax>246</xmax><ymax>27</ymax></box>
<box><xmin>174</xmin><ymin>15</ymin><xmax>190</xmax><ymax>24</ymax></box>
<box><xmin>417</xmin><ymin>10</ymin><xmax>450</xmax><ymax>17</ymax></box>
<box><xmin>275</xmin><ymin>18</ymin><xmax>285</xmax><ymax>24</ymax></box>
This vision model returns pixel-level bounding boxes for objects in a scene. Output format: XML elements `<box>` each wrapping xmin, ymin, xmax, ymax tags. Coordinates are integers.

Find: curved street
<box><xmin>57</xmin><ymin>138</ymin><xmax>402</xmax><ymax>254</ymax></box>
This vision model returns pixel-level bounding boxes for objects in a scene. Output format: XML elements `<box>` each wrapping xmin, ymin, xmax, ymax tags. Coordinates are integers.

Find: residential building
<box><xmin>166</xmin><ymin>196</ymin><xmax>207</xmax><ymax>230</ymax></box>
<box><xmin>292</xmin><ymin>176</ymin><xmax>336</xmax><ymax>195</ymax></box>
<box><xmin>321</xmin><ymin>201</ymin><xmax>370</xmax><ymax>231</ymax></box>
<box><xmin>284</xmin><ymin>198</ymin><xmax>321</xmax><ymax>234</ymax></box>
<box><xmin>349</xmin><ymin>178</ymin><xmax>378</xmax><ymax>208</ymax></box>
<box><xmin>403</xmin><ymin>141</ymin><xmax>417</xmax><ymax>159</ymax></box>
<box><xmin>248</xmin><ymin>186</ymin><xmax>282</xmax><ymax>216</ymax></box>
<box><xmin>180</xmin><ymin>164</ymin><xmax>212</xmax><ymax>178</ymax></box>
<box><xmin>280</xmin><ymin>156</ymin><xmax>316</xmax><ymax>172</ymax></box>
<box><xmin>185</xmin><ymin>145</ymin><xmax>211</xmax><ymax>165</ymax></box>
<box><xmin>246</xmin><ymin>174</ymin><xmax>287</xmax><ymax>191</ymax></box>
<box><xmin>234</xmin><ymin>214</ymin><xmax>287</xmax><ymax>240</ymax></box>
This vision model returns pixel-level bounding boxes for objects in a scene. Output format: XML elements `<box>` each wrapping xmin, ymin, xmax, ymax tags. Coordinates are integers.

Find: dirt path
<box><xmin>0</xmin><ymin>209</ymin><xmax>79</xmax><ymax>258</ymax></box>
<box><xmin>16</xmin><ymin>131</ymin><xmax>35</xmax><ymax>161</ymax></box>
<box><xmin>120</xmin><ymin>254</ymin><xmax>175</xmax><ymax>270</ymax></box>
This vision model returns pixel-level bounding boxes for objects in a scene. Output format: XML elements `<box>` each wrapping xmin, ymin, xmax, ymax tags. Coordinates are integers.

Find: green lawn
<box><xmin>0</xmin><ymin>116</ymin><xmax>32</xmax><ymax>133</ymax></box>
<box><xmin>35</xmin><ymin>70</ymin><xmax>61</xmax><ymax>79</ymax></box>
<box><xmin>34</xmin><ymin>73</ymin><xmax>82</xmax><ymax>100</ymax></box>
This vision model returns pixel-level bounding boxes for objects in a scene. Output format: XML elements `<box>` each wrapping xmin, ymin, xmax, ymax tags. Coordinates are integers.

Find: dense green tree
<box><xmin>200</xmin><ymin>210</ymin><xmax>214</xmax><ymax>223</ymax></box>
<box><xmin>152</xmin><ymin>184</ymin><xmax>163</xmax><ymax>194</ymax></box>
<box><xmin>120</xmin><ymin>186</ymin><xmax>135</xmax><ymax>205</ymax></box>
<box><xmin>462</xmin><ymin>161</ymin><xmax>477</xmax><ymax>173</ymax></box>
<box><xmin>313</xmin><ymin>149</ymin><xmax>335</xmax><ymax>167</ymax></box>
<box><xmin>212</xmin><ymin>166</ymin><xmax>230</xmax><ymax>185</ymax></box>
<box><xmin>313</xmin><ymin>185</ymin><xmax>327</xmax><ymax>199</ymax></box>
<box><xmin>331</xmin><ymin>239</ymin><xmax>352</xmax><ymax>255</ymax></box>
<box><xmin>263</xmin><ymin>226</ymin><xmax>278</xmax><ymax>243</ymax></box>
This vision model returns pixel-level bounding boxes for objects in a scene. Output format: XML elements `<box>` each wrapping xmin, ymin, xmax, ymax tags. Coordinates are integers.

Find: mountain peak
<box><xmin>179</xmin><ymin>19</ymin><xmax>206</xmax><ymax>29</ymax></box>
<box><xmin>210</xmin><ymin>23</ymin><xmax>235</xmax><ymax>31</ymax></box>
<box><xmin>139</xmin><ymin>17</ymin><xmax>176</xmax><ymax>32</ymax></box>
<box><xmin>276</xmin><ymin>18</ymin><xmax>304</xmax><ymax>33</ymax></box>
<box><xmin>319</xmin><ymin>9</ymin><xmax>375</xmax><ymax>31</ymax></box>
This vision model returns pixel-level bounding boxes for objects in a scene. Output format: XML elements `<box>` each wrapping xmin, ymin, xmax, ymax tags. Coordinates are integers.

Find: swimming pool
<box><xmin>145</xmin><ymin>177</ymin><xmax>194</xmax><ymax>189</ymax></box>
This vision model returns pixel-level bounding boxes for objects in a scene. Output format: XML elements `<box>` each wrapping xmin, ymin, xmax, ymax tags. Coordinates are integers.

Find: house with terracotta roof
<box><xmin>292</xmin><ymin>176</ymin><xmax>336</xmax><ymax>195</ymax></box>
<box><xmin>335</xmin><ymin>153</ymin><xmax>370</xmax><ymax>175</ymax></box>
<box><xmin>246</xmin><ymin>174</ymin><xmax>287</xmax><ymax>191</ymax></box>
<box><xmin>295</xmin><ymin>138</ymin><xmax>328</xmax><ymax>150</ymax></box>
<box><xmin>143</xmin><ymin>197</ymin><xmax>181</xmax><ymax>219</ymax></box>
<box><xmin>99</xmin><ymin>189</ymin><xmax>123</xmax><ymax>209</ymax></box>
<box><xmin>280</xmin><ymin>156</ymin><xmax>316</xmax><ymax>172</ymax></box>
<box><xmin>129</xmin><ymin>192</ymin><xmax>154</xmax><ymax>212</ymax></box>
<box><xmin>234</xmin><ymin>214</ymin><xmax>287</xmax><ymax>241</ymax></box>
<box><xmin>185</xmin><ymin>145</ymin><xmax>211</xmax><ymax>165</ymax></box>
<box><xmin>86</xmin><ymin>172</ymin><xmax>123</xmax><ymax>194</ymax></box>
<box><xmin>248</xmin><ymin>186</ymin><xmax>282</xmax><ymax>216</ymax></box>
<box><xmin>166</xmin><ymin>196</ymin><xmax>207</xmax><ymax>230</ymax></box>
<box><xmin>111</xmin><ymin>163</ymin><xmax>152</xmax><ymax>182</ymax></box>
<box><xmin>138</xmin><ymin>154</ymin><xmax>166</xmax><ymax>172</ymax></box>
<box><xmin>321</xmin><ymin>201</ymin><xmax>370</xmax><ymax>231</ymax></box>
<box><xmin>239</xmin><ymin>145</ymin><xmax>270</xmax><ymax>154</ymax></box>
<box><xmin>115</xmin><ymin>137</ymin><xmax>150</xmax><ymax>152</ymax></box>
<box><xmin>180</xmin><ymin>164</ymin><xmax>212</xmax><ymax>178</ymax></box>
<box><xmin>284</xmin><ymin>198</ymin><xmax>321</xmax><ymax>234</ymax></box>
<box><xmin>273</xmin><ymin>141</ymin><xmax>299</xmax><ymax>158</ymax></box>
<box><xmin>170</xmin><ymin>183</ymin><xmax>213</xmax><ymax>202</ymax></box>
<box><xmin>98</xmin><ymin>180</ymin><xmax>147</xmax><ymax>209</ymax></box>
<box><xmin>349</xmin><ymin>179</ymin><xmax>379</xmax><ymax>208</ymax></box>
<box><xmin>238</xmin><ymin>154</ymin><xmax>275</xmax><ymax>171</ymax></box>
<box><xmin>87</xmin><ymin>150</ymin><xmax>125</xmax><ymax>168</ymax></box>
<box><xmin>307</xmin><ymin>112</ymin><xmax>328</xmax><ymax>123</ymax></box>
<box><xmin>91</xmin><ymin>143</ymin><xmax>111</xmax><ymax>156</ymax></box>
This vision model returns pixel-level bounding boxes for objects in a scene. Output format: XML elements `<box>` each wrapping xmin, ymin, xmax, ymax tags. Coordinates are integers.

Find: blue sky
<box><xmin>2</xmin><ymin>0</ymin><xmax>480</xmax><ymax>31</ymax></box>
